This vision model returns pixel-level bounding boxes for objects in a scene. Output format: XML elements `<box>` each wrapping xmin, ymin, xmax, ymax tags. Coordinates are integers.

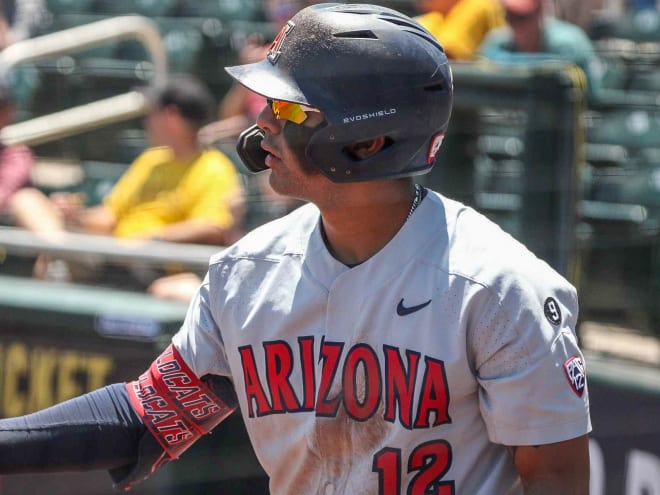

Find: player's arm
<box><xmin>509</xmin><ymin>434</ymin><xmax>590</xmax><ymax>495</ymax></box>
<box><xmin>0</xmin><ymin>344</ymin><xmax>237</xmax><ymax>491</ymax></box>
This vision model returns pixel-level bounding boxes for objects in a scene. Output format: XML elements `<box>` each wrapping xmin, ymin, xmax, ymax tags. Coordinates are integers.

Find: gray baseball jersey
<box><xmin>173</xmin><ymin>189</ymin><xmax>591</xmax><ymax>495</ymax></box>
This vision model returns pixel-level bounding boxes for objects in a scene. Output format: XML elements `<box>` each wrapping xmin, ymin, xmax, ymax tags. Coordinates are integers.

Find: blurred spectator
<box><xmin>0</xmin><ymin>80</ymin><xmax>34</xmax><ymax>214</ymax></box>
<box><xmin>151</xmin><ymin>3</ymin><xmax>318</xmax><ymax>303</ymax></box>
<box><xmin>0</xmin><ymin>0</ymin><xmax>47</xmax><ymax>49</ymax></box>
<box><xmin>414</xmin><ymin>0</ymin><xmax>505</xmax><ymax>59</ymax></box>
<box><xmin>480</xmin><ymin>0</ymin><xmax>604</xmax><ymax>102</ymax></box>
<box><xmin>202</xmin><ymin>0</ymin><xmax>309</xmax><ymax>141</ymax></box>
<box><xmin>199</xmin><ymin>0</ymin><xmax>307</xmax><ymax>226</ymax></box>
<box><xmin>10</xmin><ymin>74</ymin><xmax>245</xmax><ymax>281</ymax></box>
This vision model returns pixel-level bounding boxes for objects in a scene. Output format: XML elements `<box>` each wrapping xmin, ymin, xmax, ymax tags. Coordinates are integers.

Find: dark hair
<box><xmin>143</xmin><ymin>74</ymin><xmax>215</xmax><ymax>128</ymax></box>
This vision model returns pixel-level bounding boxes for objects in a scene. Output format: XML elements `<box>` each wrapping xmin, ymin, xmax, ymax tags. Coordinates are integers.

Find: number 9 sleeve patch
<box><xmin>544</xmin><ymin>297</ymin><xmax>562</xmax><ymax>325</ymax></box>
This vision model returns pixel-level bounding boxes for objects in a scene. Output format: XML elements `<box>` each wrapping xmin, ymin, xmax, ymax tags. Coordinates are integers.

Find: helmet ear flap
<box><xmin>343</xmin><ymin>137</ymin><xmax>389</xmax><ymax>161</ymax></box>
<box><xmin>236</xmin><ymin>125</ymin><xmax>269</xmax><ymax>173</ymax></box>
<box><xmin>306</xmin><ymin>123</ymin><xmax>406</xmax><ymax>182</ymax></box>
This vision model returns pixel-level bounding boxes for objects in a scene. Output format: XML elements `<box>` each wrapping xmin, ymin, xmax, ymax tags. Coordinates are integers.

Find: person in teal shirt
<box><xmin>480</xmin><ymin>0</ymin><xmax>604</xmax><ymax>103</ymax></box>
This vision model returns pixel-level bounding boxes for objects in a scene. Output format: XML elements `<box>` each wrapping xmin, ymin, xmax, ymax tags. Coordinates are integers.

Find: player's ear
<box><xmin>344</xmin><ymin>136</ymin><xmax>388</xmax><ymax>160</ymax></box>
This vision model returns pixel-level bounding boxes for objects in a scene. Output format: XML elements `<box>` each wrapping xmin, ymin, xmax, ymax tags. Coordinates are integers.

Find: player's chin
<box><xmin>267</xmin><ymin>167</ymin><xmax>289</xmax><ymax>194</ymax></box>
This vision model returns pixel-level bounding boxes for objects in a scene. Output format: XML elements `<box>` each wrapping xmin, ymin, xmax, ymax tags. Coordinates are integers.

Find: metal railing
<box><xmin>0</xmin><ymin>16</ymin><xmax>228</xmax><ymax>277</ymax></box>
<box><xmin>0</xmin><ymin>226</ymin><xmax>220</xmax><ymax>271</ymax></box>
<box><xmin>0</xmin><ymin>15</ymin><xmax>168</xmax><ymax>146</ymax></box>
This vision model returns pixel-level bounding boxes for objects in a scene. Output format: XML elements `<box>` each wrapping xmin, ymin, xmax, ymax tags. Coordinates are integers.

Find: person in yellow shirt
<box><xmin>10</xmin><ymin>74</ymin><xmax>245</xmax><ymax>281</ymax></box>
<box><xmin>415</xmin><ymin>0</ymin><xmax>505</xmax><ymax>59</ymax></box>
<box><xmin>104</xmin><ymin>146</ymin><xmax>240</xmax><ymax>242</ymax></box>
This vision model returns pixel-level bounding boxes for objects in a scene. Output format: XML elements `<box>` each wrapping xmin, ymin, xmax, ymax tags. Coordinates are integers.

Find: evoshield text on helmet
<box><xmin>226</xmin><ymin>3</ymin><xmax>454</xmax><ymax>182</ymax></box>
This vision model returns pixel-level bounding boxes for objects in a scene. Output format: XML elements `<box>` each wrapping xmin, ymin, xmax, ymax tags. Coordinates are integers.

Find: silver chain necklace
<box><xmin>407</xmin><ymin>183</ymin><xmax>423</xmax><ymax>219</ymax></box>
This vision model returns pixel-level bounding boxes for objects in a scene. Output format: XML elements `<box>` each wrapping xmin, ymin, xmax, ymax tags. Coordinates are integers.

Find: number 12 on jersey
<box><xmin>372</xmin><ymin>440</ymin><xmax>455</xmax><ymax>494</ymax></box>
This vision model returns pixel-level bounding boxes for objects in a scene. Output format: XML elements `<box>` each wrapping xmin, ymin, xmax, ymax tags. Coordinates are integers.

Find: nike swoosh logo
<box><xmin>396</xmin><ymin>298</ymin><xmax>432</xmax><ymax>316</ymax></box>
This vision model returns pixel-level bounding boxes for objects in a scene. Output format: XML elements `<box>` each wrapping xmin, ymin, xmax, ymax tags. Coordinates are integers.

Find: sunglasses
<box><xmin>268</xmin><ymin>99</ymin><xmax>319</xmax><ymax>124</ymax></box>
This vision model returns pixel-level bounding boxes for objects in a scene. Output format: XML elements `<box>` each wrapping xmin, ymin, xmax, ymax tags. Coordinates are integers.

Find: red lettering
<box><xmin>127</xmin><ymin>344</ymin><xmax>235</xmax><ymax>460</ymax></box>
<box><xmin>407</xmin><ymin>440</ymin><xmax>454</xmax><ymax>495</ymax></box>
<box><xmin>316</xmin><ymin>341</ymin><xmax>344</xmax><ymax>417</ymax></box>
<box><xmin>343</xmin><ymin>344</ymin><xmax>381</xmax><ymax>421</ymax></box>
<box><xmin>171</xmin><ymin>385</ymin><xmax>201</xmax><ymax>402</ymax></box>
<box><xmin>162</xmin><ymin>372</ymin><xmax>193</xmax><ymax>388</ymax></box>
<box><xmin>414</xmin><ymin>357</ymin><xmax>451</xmax><ymax>428</ymax></box>
<box><xmin>373</xmin><ymin>447</ymin><xmax>402</xmax><ymax>495</ymax></box>
<box><xmin>298</xmin><ymin>336</ymin><xmax>316</xmax><ymax>411</ymax></box>
<box><xmin>147</xmin><ymin>408</ymin><xmax>177</xmax><ymax>425</ymax></box>
<box><xmin>384</xmin><ymin>346</ymin><xmax>420</xmax><ymax>429</ymax></box>
<box><xmin>239</xmin><ymin>345</ymin><xmax>271</xmax><ymax>417</ymax></box>
<box><xmin>136</xmin><ymin>383</ymin><xmax>157</xmax><ymax>400</ymax></box>
<box><xmin>264</xmin><ymin>341</ymin><xmax>301</xmax><ymax>413</ymax></box>
<box><xmin>164</xmin><ymin>429</ymin><xmax>194</xmax><ymax>446</ymax></box>
<box><xmin>180</xmin><ymin>394</ymin><xmax>211</xmax><ymax>408</ymax></box>
<box><xmin>157</xmin><ymin>360</ymin><xmax>181</xmax><ymax>374</ymax></box>
<box><xmin>374</xmin><ymin>441</ymin><xmax>454</xmax><ymax>495</ymax></box>
<box><xmin>143</xmin><ymin>396</ymin><xmax>168</xmax><ymax>410</ymax></box>
<box><xmin>158</xmin><ymin>418</ymin><xmax>190</xmax><ymax>433</ymax></box>
<box><xmin>235</xmin><ymin>338</ymin><xmax>452</xmax><ymax>432</ymax></box>
<box><xmin>190</xmin><ymin>402</ymin><xmax>221</xmax><ymax>420</ymax></box>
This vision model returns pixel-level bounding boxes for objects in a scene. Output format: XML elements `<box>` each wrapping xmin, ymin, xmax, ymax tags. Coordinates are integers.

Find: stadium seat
<box><xmin>598</xmin><ymin>58</ymin><xmax>629</xmax><ymax>91</ymax></box>
<box><xmin>34</xmin><ymin>160</ymin><xmax>129</xmax><ymax>206</ymax></box>
<box><xmin>38</xmin><ymin>12</ymin><xmax>110</xmax><ymax>37</ymax></box>
<box><xmin>585</xmin><ymin>164</ymin><xmax>637</xmax><ymax>204</ymax></box>
<box><xmin>178</xmin><ymin>0</ymin><xmax>264</xmax><ymax>21</ymax></box>
<box><xmin>76</xmin><ymin>160</ymin><xmax>131</xmax><ymax>205</ymax></box>
<box><xmin>611</xmin><ymin>9</ymin><xmax>660</xmax><ymax>43</ymax></box>
<box><xmin>618</xmin><ymin>161</ymin><xmax>660</xmax><ymax>209</ymax></box>
<box><xmin>8</xmin><ymin>65</ymin><xmax>42</xmax><ymax>122</ymax></box>
<box><xmin>114</xmin><ymin>129</ymin><xmax>148</xmax><ymax>164</ymax></box>
<box><xmin>366</xmin><ymin>0</ymin><xmax>418</xmax><ymax>16</ymax></box>
<box><xmin>587</xmin><ymin>108</ymin><xmax>660</xmax><ymax>152</ymax></box>
<box><xmin>92</xmin><ymin>0</ymin><xmax>178</xmax><ymax>17</ymax></box>
<box><xmin>46</xmin><ymin>0</ymin><xmax>96</xmax><ymax>15</ymax></box>
<box><xmin>628</xmin><ymin>68</ymin><xmax>660</xmax><ymax>92</ymax></box>
<box><xmin>113</xmin><ymin>17</ymin><xmax>203</xmax><ymax>75</ymax></box>
<box><xmin>162</xmin><ymin>25</ymin><xmax>203</xmax><ymax>73</ymax></box>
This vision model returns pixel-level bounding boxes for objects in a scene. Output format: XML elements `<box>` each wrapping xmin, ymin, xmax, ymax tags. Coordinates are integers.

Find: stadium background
<box><xmin>0</xmin><ymin>0</ymin><xmax>658</xmax><ymax>493</ymax></box>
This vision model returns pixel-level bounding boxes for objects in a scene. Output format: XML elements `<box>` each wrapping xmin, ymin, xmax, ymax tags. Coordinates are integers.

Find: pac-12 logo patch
<box><xmin>267</xmin><ymin>21</ymin><xmax>294</xmax><ymax>64</ymax></box>
<box><xmin>564</xmin><ymin>356</ymin><xmax>586</xmax><ymax>397</ymax></box>
<box><xmin>544</xmin><ymin>297</ymin><xmax>562</xmax><ymax>325</ymax></box>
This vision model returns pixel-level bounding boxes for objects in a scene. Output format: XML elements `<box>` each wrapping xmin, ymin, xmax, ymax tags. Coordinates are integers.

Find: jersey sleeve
<box><xmin>172</xmin><ymin>272</ymin><xmax>233</xmax><ymax>379</ymax></box>
<box><xmin>469</xmin><ymin>278</ymin><xmax>591</xmax><ymax>447</ymax></box>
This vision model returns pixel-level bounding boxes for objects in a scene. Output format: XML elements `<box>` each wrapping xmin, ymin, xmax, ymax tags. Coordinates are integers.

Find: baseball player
<box><xmin>0</xmin><ymin>3</ymin><xmax>591</xmax><ymax>494</ymax></box>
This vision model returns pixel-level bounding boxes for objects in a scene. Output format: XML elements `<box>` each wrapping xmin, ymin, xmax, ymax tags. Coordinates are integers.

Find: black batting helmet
<box><xmin>225</xmin><ymin>3</ymin><xmax>453</xmax><ymax>182</ymax></box>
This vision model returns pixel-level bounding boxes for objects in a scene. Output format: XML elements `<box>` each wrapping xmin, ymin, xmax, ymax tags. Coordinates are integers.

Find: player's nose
<box><xmin>256</xmin><ymin>103</ymin><xmax>283</xmax><ymax>135</ymax></box>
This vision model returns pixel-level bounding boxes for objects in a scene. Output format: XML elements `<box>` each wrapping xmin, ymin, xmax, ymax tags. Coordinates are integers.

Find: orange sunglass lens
<box><xmin>271</xmin><ymin>100</ymin><xmax>308</xmax><ymax>124</ymax></box>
